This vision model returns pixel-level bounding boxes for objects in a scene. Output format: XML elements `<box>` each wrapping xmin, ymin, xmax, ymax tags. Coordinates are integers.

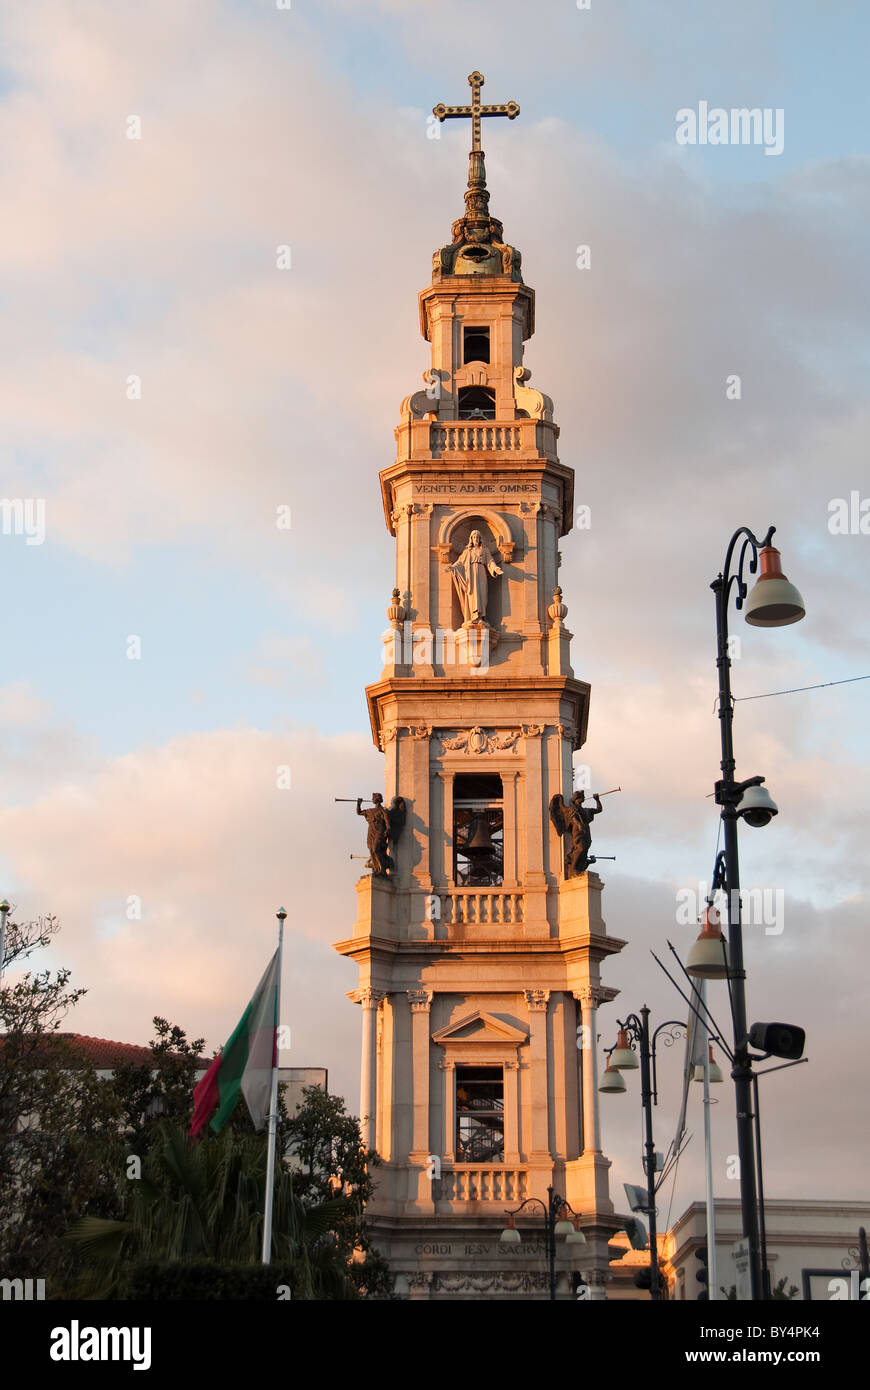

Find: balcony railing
<box><xmin>441</xmin><ymin>1167</ymin><xmax>529</xmax><ymax>1203</ymax></box>
<box><xmin>393</xmin><ymin>416</ymin><xmax>560</xmax><ymax>465</ymax></box>
<box><xmin>431</xmin><ymin>424</ymin><xmax>523</xmax><ymax>453</ymax></box>
<box><xmin>443</xmin><ymin>889</ymin><xmax>523</xmax><ymax>926</ymax></box>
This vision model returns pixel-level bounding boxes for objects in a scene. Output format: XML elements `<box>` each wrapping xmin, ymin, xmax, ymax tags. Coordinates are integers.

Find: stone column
<box><xmin>408</xmin><ymin>989</ymin><xmax>433</xmax><ymax>1158</ymax></box>
<box><xmin>575</xmin><ymin>987</ymin><xmax>605</xmax><ymax>1152</ymax></box>
<box><xmin>357</xmin><ymin>988</ymin><xmax>385</xmax><ymax>1150</ymax></box>
<box><xmin>524</xmin><ymin>989</ymin><xmax>550</xmax><ymax>1158</ymax></box>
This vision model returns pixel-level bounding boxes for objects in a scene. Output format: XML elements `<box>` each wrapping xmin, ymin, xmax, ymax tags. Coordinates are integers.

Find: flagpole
<box><xmin>261</xmin><ymin>906</ymin><xmax>286</xmax><ymax>1265</ymax></box>
<box><xmin>700</xmin><ymin>980</ymin><xmax>719</xmax><ymax>1301</ymax></box>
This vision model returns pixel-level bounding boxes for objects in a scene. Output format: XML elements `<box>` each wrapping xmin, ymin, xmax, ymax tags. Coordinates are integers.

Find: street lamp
<box><xmin>686</xmin><ymin>901</ymin><xmax>729</xmax><ymax>980</ymax></box>
<box><xmin>701</xmin><ymin>523</ymin><xmax>805</xmax><ymax>1301</ymax></box>
<box><xmin>693</xmin><ymin>1045</ymin><xmax>724</xmax><ymax>1085</ymax></box>
<box><xmin>499</xmin><ymin>1186</ymin><xmax>586</xmax><ymax>1301</ymax></box>
<box><xmin>598</xmin><ymin>1057</ymin><xmax>626</xmax><ymax>1093</ymax></box>
<box><xmin>600</xmin><ymin>1007</ymin><xmax>686</xmax><ymax>1301</ymax></box>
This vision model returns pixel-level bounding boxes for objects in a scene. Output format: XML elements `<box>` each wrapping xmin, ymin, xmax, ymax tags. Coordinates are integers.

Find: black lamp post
<box><xmin>500</xmin><ymin>1186</ymin><xmax>585</xmax><ymax>1301</ymax></box>
<box><xmin>600</xmin><ymin>1008</ymin><xmax>686</xmax><ymax>1301</ymax></box>
<box><xmin>692</xmin><ymin>524</ymin><xmax>805</xmax><ymax>1301</ymax></box>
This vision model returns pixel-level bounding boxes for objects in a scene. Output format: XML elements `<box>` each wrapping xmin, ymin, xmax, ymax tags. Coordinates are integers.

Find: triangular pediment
<box><xmin>431</xmin><ymin>1010</ymin><xmax>528</xmax><ymax>1047</ymax></box>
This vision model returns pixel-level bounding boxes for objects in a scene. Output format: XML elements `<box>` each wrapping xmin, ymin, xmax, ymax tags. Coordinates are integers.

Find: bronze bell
<box><xmin>465</xmin><ymin>815</ymin><xmax>494</xmax><ymax>857</ymax></box>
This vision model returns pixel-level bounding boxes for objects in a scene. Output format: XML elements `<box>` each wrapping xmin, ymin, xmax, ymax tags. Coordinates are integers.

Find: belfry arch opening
<box><xmin>453</xmin><ymin>772</ymin><xmax>504</xmax><ymax>887</ymax></box>
<box><xmin>463</xmin><ymin>326</ymin><xmax>490</xmax><ymax>364</ymax></box>
<box><xmin>457</xmin><ymin>386</ymin><xmax>496</xmax><ymax>420</ymax></box>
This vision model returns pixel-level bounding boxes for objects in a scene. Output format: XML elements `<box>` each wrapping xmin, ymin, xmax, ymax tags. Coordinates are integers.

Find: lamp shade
<box><xmin>599</xmin><ymin>1058</ymin><xmax>627</xmax><ymax>1093</ymax></box>
<box><xmin>686</xmin><ymin>904</ymin><xmax>729</xmax><ymax>980</ymax></box>
<box><xmin>554</xmin><ymin>1210</ymin><xmax>575</xmax><ymax>1238</ymax></box>
<box><xmin>566</xmin><ymin>1219</ymin><xmax>587</xmax><ymax>1245</ymax></box>
<box><xmin>744</xmin><ymin>546</ymin><xmax>805</xmax><ymax>627</ymax></box>
<box><xmin>610</xmin><ymin>1027</ymin><xmax>639</xmax><ymax>1070</ymax></box>
<box><xmin>693</xmin><ymin>1044</ymin><xmax>724</xmax><ymax>1084</ymax></box>
<box><xmin>500</xmin><ymin>1215</ymin><xmax>521</xmax><ymax>1245</ymax></box>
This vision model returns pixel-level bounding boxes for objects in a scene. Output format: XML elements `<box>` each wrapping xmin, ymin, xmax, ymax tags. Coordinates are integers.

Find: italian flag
<box><xmin>190</xmin><ymin>950</ymin><xmax>280</xmax><ymax>1138</ymax></box>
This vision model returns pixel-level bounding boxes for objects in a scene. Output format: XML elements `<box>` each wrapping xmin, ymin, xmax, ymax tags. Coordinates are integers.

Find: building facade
<box><xmin>662</xmin><ymin>1199</ymin><xmax>870</xmax><ymax>1302</ymax></box>
<box><xmin>334</xmin><ymin>82</ymin><xmax>626</xmax><ymax>1300</ymax></box>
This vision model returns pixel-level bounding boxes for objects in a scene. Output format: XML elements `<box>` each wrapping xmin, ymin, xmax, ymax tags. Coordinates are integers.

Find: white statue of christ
<box><xmin>449</xmin><ymin>529</ymin><xmax>503</xmax><ymax>626</ymax></box>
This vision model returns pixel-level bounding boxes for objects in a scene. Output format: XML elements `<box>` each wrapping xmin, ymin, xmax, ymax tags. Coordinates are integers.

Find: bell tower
<box><xmin>334</xmin><ymin>74</ymin><xmax>626</xmax><ymax>1300</ymax></box>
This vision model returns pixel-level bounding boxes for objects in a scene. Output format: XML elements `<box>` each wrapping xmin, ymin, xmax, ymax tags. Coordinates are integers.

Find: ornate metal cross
<box><xmin>433</xmin><ymin>71</ymin><xmax>520</xmax><ymax>152</ymax></box>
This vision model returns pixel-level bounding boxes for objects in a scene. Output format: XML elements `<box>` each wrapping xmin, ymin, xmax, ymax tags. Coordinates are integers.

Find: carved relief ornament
<box><xmin>439</xmin><ymin>727</ymin><xmax>520</xmax><ymax>754</ymax></box>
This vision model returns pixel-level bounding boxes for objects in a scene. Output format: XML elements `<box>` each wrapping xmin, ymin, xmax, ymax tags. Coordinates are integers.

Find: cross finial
<box><xmin>433</xmin><ymin>71</ymin><xmax>520</xmax><ymax>153</ymax></box>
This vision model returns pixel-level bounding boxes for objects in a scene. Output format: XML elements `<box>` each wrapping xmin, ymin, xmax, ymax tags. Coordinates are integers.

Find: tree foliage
<box><xmin>1</xmin><ymin>911</ymin><xmax>391</xmax><ymax>1299</ymax></box>
<box><xmin>0</xmin><ymin>912</ymin><xmax>116</xmax><ymax>1283</ymax></box>
<box><xmin>66</xmin><ymin>1121</ymin><xmax>359</xmax><ymax>1300</ymax></box>
<box><xmin>285</xmin><ymin>1084</ymin><xmax>392</xmax><ymax>1297</ymax></box>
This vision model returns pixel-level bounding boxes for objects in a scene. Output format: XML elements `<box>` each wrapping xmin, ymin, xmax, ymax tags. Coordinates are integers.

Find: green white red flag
<box><xmin>190</xmin><ymin>950</ymin><xmax>280</xmax><ymax>1138</ymax></box>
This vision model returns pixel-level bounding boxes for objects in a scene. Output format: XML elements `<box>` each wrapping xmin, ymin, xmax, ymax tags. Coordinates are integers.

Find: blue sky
<box><xmin>0</xmin><ymin>0</ymin><xmax>868</xmax><ymax>1208</ymax></box>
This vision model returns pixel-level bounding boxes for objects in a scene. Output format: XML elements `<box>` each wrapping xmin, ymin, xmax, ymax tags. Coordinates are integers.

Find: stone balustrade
<box><xmin>440</xmin><ymin>1167</ymin><xmax>529</xmax><ymax>1203</ymax></box>
<box><xmin>431</xmin><ymin>423</ymin><xmax>523</xmax><ymax>453</ymax></box>
<box><xmin>443</xmin><ymin>889</ymin><xmax>524</xmax><ymax>926</ymax></box>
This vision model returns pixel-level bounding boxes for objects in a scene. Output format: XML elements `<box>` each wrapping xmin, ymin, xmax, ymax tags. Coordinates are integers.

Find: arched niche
<box><xmin>440</xmin><ymin>510</ymin><xmax>517</xmax><ymax>630</ymax></box>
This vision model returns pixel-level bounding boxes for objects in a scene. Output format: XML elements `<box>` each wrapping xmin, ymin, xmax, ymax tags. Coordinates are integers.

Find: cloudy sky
<box><xmin>1</xmin><ymin>0</ymin><xmax>867</xmax><ymax>1222</ymax></box>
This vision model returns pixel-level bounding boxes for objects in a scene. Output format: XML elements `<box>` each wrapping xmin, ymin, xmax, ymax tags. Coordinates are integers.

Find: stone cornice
<box><xmin>379</xmin><ymin>451</ymin><xmax>574</xmax><ymax>538</ymax></box>
<box><xmin>365</xmin><ymin>674</ymin><xmax>590</xmax><ymax>752</ymax></box>
<box><xmin>333</xmin><ymin>933</ymin><xmax>626</xmax><ymax>965</ymax></box>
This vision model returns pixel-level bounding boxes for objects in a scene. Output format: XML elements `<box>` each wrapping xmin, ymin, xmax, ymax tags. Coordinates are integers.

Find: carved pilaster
<box><xmin>524</xmin><ymin>990</ymin><xmax>550</xmax><ymax>1157</ymax></box>
<box><xmin>440</xmin><ymin>1057</ymin><xmax>455</xmax><ymax>1161</ymax></box>
<box><xmin>408</xmin><ymin>990</ymin><xmax>433</xmax><ymax>1157</ymax></box>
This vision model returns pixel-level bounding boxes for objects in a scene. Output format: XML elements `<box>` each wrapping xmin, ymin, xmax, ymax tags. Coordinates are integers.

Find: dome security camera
<box><xmin>736</xmin><ymin>784</ymin><xmax>779</xmax><ymax>828</ymax></box>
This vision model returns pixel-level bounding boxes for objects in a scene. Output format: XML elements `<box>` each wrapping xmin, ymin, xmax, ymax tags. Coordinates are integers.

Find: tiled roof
<box><xmin>1</xmin><ymin>1032</ymin><xmax>210</xmax><ymax>1069</ymax></box>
